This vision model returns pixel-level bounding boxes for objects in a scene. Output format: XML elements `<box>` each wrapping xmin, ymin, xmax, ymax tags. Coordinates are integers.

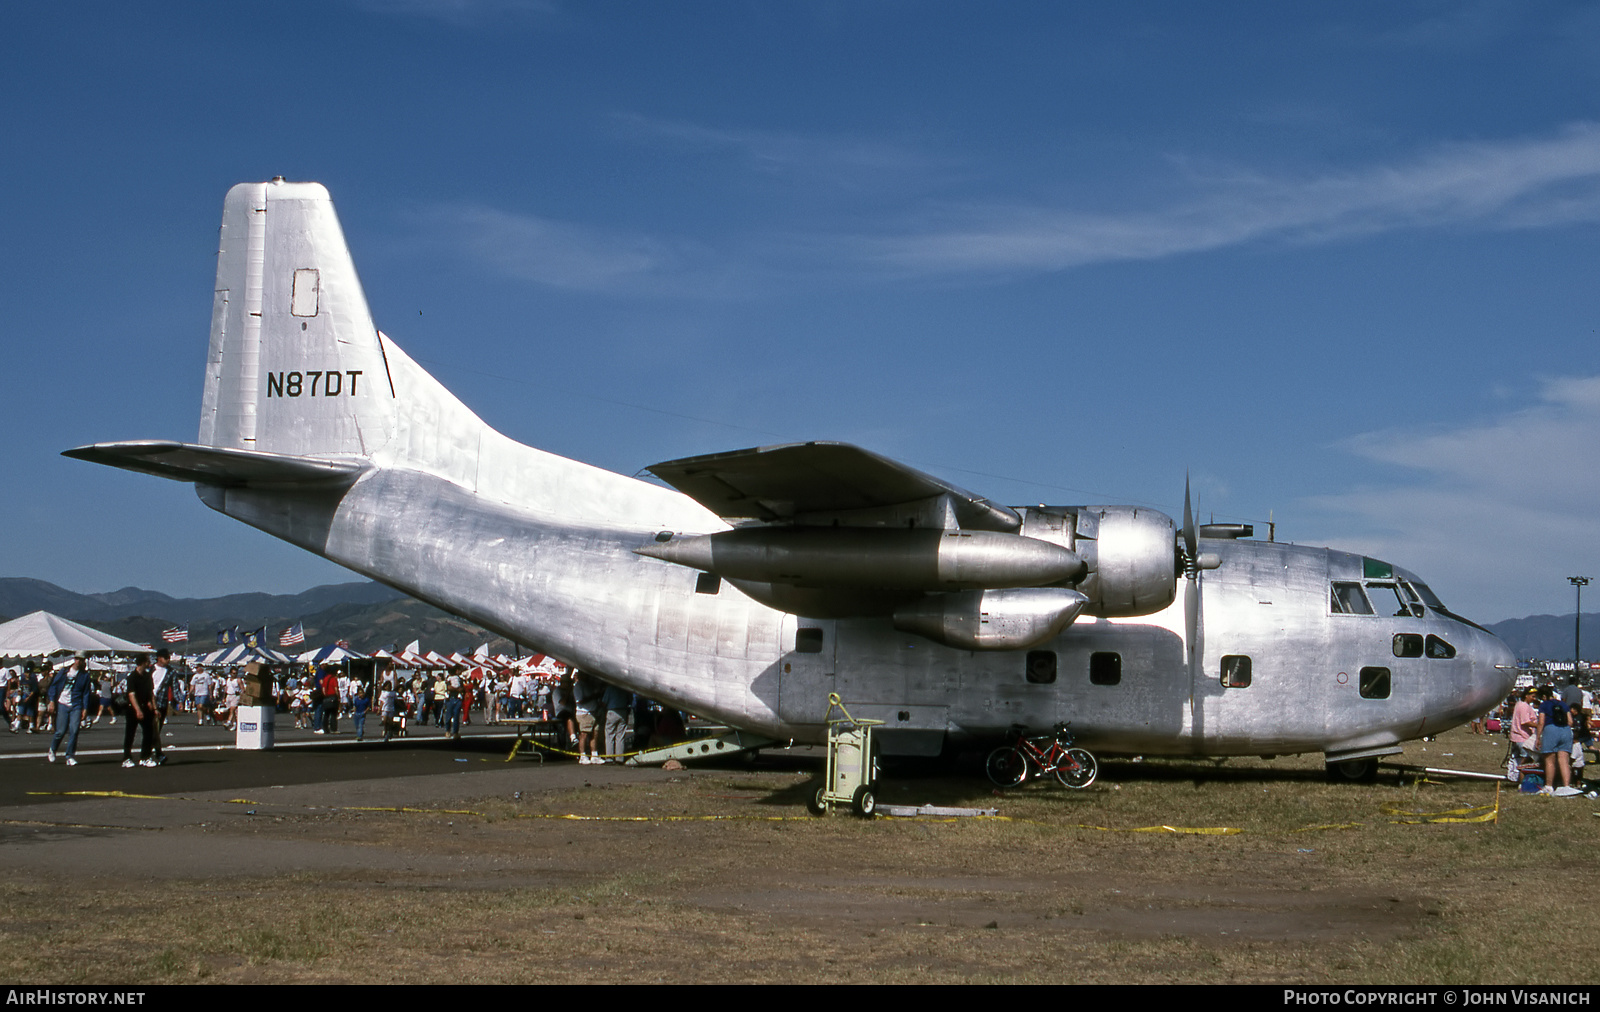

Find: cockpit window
<box><xmin>1426</xmin><ymin>634</ymin><xmax>1456</xmax><ymax>659</ymax></box>
<box><xmin>1407</xmin><ymin>581</ymin><xmax>1447</xmax><ymax>612</ymax></box>
<box><xmin>1395</xmin><ymin>582</ymin><xmax>1424</xmax><ymax>617</ymax></box>
<box><xmin>1331</xmin><ymin>582</ymin><xmax>1373</xmax><ymax>615</ymax></box>
<box><xmin>1365</xmin><ymin>582</ymin><xmax>1417</xmax><ymax>618</ymax></box>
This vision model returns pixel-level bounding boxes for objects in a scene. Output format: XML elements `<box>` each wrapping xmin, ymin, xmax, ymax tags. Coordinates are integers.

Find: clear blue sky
<box><xmin>4</xmin><ymin>1</ymin><xmax>1599</xmax><ymax>622</ymax></box>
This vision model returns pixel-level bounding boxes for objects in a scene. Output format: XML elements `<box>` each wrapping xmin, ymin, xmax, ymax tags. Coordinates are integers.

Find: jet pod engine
<box><xmin>636</xmin><ymin>527</ymin><xmax>1086</xmax><ymax>592</ymax></box>
<box><xmin>892</xmin><ymin>587</ymin><xmax>1089</xmax><ymax>651</ymax></box>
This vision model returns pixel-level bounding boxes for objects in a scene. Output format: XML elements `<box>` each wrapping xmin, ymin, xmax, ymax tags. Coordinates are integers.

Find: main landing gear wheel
<box><xmin>851</xmin><ymin>784</ymin><xmax>877</xmax><ymax>818</ymax></box>
<box><xmin>1327</xmin><ymin>756</ymin><xmax>1379</xmax><ymax>782</ymax></box>
<box><xmin>1054</xmin><ymin>747</ymin><xmax>1098</xmax><ymax>789</ymax></box>
<box><xmin>986</xmin><ymin>746</ymin><xmax>1029</xmax><ymax>787</ymax></box>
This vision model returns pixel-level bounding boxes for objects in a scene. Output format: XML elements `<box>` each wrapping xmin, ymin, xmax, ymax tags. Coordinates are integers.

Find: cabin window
<box><xmin>1426</xmin><ymin>634</ymin><xmax>1456</xmax><ymax>659</ymax></box>
<box><xmin>1392</xmin><ymin>633</ymin><xmax>1423</xmax><ymax>658</ymax></box>
<box><xmin>1359</xmin><ymin>666</ymin><xmax>1391</xmax><ymax>699</ymax></box>
<box><xmin>1221</xmin><ymin>654</ymin><xmax>1251</xmax><ymax>688</ymax></box>
<box><xmin>1331</xmin><ymin>582</ymin><xmax>1373</xmax><ymax>615</ymax></box>
<box><xmin>694</xmin><ymin>573</ymin><xmax>721</xmax><ymax>595</ymax></box>
<box><xmin>1025</xmin><ymin>650</ymin><xmax>1057</xmax><ymax>684</ymax></box>
<box><xmin>1089</xmin><ymin>651</ymin><xmax>1121</xmax><ymax>686</ymax></box>
<box><xmin>795</xmin><ymin>628</ymin><xmax>824</xmax><ymax>653</ymax></box>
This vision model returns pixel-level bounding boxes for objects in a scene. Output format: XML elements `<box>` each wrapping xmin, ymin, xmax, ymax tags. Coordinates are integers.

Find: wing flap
<box><xmin>646</xmin><ymin>441</ymin><xmax>1019</xmax><ymax>531</ymax></box>
<box><xmin>63</xmin><ymin>440</ymin><xmax>368</xmax><ymax>488</ymax></box>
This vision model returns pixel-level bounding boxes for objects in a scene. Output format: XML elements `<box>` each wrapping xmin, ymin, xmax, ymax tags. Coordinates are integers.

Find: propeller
<box><xmin>1180</xmin><ymin>476</ymin><xmax>1221</xmax><ymax>684</ymax></box>
<box><xmin>1183</xmin><ymin>476</ymin><xmax>1201</xmax><ymax>682</ymax></box>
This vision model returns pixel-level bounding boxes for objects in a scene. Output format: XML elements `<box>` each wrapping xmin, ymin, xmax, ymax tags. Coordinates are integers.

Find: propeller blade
<box><xmin>1182</xmin><ymin>473</ymin><xmax>1197</xmax><ymax>567</ymax></box>
<box><xmin>1185</xmin><ymin>569</ymin><xmax>1198</xmax><ymax>660</ymax></box>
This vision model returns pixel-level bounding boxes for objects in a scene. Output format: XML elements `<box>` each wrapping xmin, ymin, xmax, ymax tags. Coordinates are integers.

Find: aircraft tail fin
<box><xmin>193</xmin><ymin>180</ymin><xmax>717</xmax><ymax>531</ymax></box>
<box><xmin>199</xmin><ymin>179</ymin><xmax>414</xmax><ymax>458</ymax></box>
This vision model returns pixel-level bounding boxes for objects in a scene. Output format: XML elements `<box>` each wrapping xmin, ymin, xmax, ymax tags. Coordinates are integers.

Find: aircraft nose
<box><xmin>1471</xmin><ymin>627</ymin><xmax>1518</xmax><ymax>709</ymax></box>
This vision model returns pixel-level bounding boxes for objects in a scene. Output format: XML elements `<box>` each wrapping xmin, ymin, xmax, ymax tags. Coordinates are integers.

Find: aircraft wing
<box><xmin>646</xmin><ymin>441</ymin><xmax>1020</xmax><ymax>531</ymax></box>
<box><xmin>63</xmin><ymin>441</ymin><xmax>368</xmax><ymax>488</ymax></box>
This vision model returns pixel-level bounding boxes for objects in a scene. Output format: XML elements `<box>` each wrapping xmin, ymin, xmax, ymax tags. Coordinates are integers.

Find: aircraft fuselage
<box><xmin>205</xmin><ymin>466</ymin><xmax>1514</xmax><ymax>761</ymax></box>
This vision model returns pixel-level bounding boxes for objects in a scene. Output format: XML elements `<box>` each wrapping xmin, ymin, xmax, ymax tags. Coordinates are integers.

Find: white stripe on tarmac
<box><xmin>0</xmin><ymin>732</ymin><xmax>525</xmax><ymax>761</ymax></box>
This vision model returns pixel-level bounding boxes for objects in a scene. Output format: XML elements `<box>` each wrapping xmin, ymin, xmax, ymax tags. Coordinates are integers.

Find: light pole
<box><xmin>1570</xmin><ymin>576</ymin><xmax>1590</xmax><ymax>684</ymax></box>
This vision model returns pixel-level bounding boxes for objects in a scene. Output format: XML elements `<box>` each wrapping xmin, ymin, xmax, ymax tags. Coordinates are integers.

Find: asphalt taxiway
<box><xmin>0</xmin><ymin>712</ymin><xmax>571</xmax><ymax>809</ymax></box>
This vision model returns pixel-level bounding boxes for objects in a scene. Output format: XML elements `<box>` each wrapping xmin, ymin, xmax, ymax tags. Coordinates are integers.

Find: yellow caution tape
<box><xmin>27</xmin><ymin>790</ymin><xmax>167</xmax><ymax>800</ymax></box>
<box><xmin>344</xmin><ymin>806</ymin><xmax>485</xmax><ymax>816</ymax></box>
<box><xmin>519</xmin><ymin>813</ymin><xmax>815</xmax><ymax>822</ymax></box>
<box><xmin>1292</xmin><ymin>823</ymin><xmax>1363</xmax><ymax>832</ymax></box>
<box><xmin>1379</xmin><ymin>801</ymin><xmax>1499</xmax><ymax>824</ymax></box>
<box><xmin>1379</xmin><ymin>802</ymin><xmax>1492</xmax><ymax>817</ymax></box>
<box><xmin>1074</xmin><ymin>823</ymin><xmax>1242</xmax><ymax>835</ymax></box>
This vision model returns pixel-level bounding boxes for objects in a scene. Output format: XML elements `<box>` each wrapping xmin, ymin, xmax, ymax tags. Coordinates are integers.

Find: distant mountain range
<box><xmin>0</xmin><ymin>577</ymin><xmax>525</xmax><ymax>656</ymax></box>
<box><xmin>1481</xmin><ymin>613</ymin><xmax>1600</xmax><ymax>665</ymax></box>
<box><xmin>3</xmin><ymin>575</ymin><xmax>1594</xmax><ymax>663</ymax></box>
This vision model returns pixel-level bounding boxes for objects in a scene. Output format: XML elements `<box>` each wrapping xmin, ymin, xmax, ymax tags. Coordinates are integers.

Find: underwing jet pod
<box><xmin>66</xmin><ymin>180</ymin><xmax>1516</xmax><ymax>777</ymax></box>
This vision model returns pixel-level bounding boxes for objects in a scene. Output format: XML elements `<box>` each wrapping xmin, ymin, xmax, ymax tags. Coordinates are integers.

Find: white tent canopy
<box><xmin>199</xmin><ymin>642</ymin><xmax>296</xmax><ymax>666</ymax></box>
<box><xmin>0</xmin><ymin>611</ymin><xmax>149</xmax><ymax>658</ymax></box>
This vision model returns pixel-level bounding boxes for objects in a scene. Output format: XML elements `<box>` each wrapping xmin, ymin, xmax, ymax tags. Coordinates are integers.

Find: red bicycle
<box><xmin>986</xmin><ymin>724</ymin><xmax>1098</xmax><ymax>789</ymax></box>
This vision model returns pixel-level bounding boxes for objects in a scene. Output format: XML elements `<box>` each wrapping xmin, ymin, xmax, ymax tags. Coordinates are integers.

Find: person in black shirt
<box><xmin>121</xmin><ymin>655</ymin><xmax>158</xmax><ymax>768</ymax></box>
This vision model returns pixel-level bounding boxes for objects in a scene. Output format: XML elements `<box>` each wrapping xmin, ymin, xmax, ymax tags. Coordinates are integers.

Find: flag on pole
<box><xmin>162</xmin><ymin>626</ymin><xmax>189</xmax><ymax>644</ymax></box>
<box><xmin>217</xmin><ymin>627</ymin><xmax>240</xmax><ymax>646</ymax></box>
<box><xmin>243</xmin><ymin>626</ymin><xmax>266</xmax><ymax>650</ymax></box>
<box><xmin>279</xmin><ymin>622</ymin><xmax>306</xmax><ymax>647</ymax></box>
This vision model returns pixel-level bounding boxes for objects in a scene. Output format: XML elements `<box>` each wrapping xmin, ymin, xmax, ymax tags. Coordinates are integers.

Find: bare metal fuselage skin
<box><xmin>208</xmin><ymin>469</ymin><xmax>1512</xmax><ymax>760</ymax></box>
<box><xmin>70</xmin><ymin>180</ymin><xmax>1516</xmax><ymax>764</ymax></box>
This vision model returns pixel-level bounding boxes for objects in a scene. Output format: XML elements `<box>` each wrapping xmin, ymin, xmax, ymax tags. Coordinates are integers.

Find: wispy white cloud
<box><xmin>421</xmin><ymin>204</ymin><xmax>743</xmax><ymax>297</ymax></box>
<box><xmin>1307</xmin><ymin>375</ymin><xmax>1600</xmax><ymax>620</ymax></box>
<box><xmin>424</xmin><ymin>123</ymin><xmax>1600</xmax><ymax>298</ymax></box>
<box><xmin>610</xmin><ymin>113</ymin><xmax>957</xmax><ymax>191</ymax></box>
<box><xmin>859</xmin><ymin>123</ymin><xmax>1600</xmax><ymax>276</ymax></box>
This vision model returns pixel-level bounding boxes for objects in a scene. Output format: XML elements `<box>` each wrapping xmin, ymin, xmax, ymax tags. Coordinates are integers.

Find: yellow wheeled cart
<box><xmin>806</xmin><ymin>694</ymin><xmax>883</xmax><ymax>818</ymax></box>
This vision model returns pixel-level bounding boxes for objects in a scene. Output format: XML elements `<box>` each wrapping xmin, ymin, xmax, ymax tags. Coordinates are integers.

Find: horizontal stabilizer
<box><xmin>647</xmin><ymin>441</ymin><xmax>1020</xmax><ymax>532</ymax></box>
<box><xmin>63</xmin><ymin>440</ymin><xmax>367</xmax><ymax>488</ymax></box>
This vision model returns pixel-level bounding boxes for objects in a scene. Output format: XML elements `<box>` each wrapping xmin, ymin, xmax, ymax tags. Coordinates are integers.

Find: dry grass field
<box><xmin>2</xmin><ymin>726</ymin><xmax>1593</xmax><ymax>985</ymax></box>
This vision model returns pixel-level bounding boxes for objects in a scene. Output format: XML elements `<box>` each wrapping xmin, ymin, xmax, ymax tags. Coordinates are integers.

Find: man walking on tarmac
<box><xmin>150</xmin><ymin>648</ymin><xmax>175</xmax><ymax>765</ymax></box>
<box><xmin>121</xmin><ymin>654</ymin><xmax>159</xmax><ymax>767</ymax></box>
<box><xmin>47</xmin><ymin>654</ymin><xmax>95</xmax><ymax>766</ymax></box>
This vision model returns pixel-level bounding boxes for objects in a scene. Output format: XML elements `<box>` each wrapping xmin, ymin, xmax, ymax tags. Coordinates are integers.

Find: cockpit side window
<box><xmin>1365</xmin><ymin>582</ymin><xmax>1411</xmax><ymax>617</ymax></box>
<box><xmin>1331</xmin><ymin>582</ymin><xmax>1373</xmax><ymax>615</ymax></box>
<box><xmin>1395</xmin><ymin>582</ymin><xmax>1425</xmax><ymax>618</ymax></box>
<box><xmin>1425</xmin><ymin>635</ymin><xmax>1456</xmax><ymax>659</ymax></box>
<box><xmin>1407</xmin><ymin>581</ymin><xmax>1447</xmax><ymax>612</ymax></box>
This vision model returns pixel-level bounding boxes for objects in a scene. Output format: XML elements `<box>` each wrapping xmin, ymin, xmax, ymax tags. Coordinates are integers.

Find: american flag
<box><xmin>279</xmin><ymin>622</ymin><xmax>306</xmax><ymax>647</ymax></box>
<box><xmin>161</xmin><ymin>626</ymin><xmax>188</xmax><ymax>643</ymax></box>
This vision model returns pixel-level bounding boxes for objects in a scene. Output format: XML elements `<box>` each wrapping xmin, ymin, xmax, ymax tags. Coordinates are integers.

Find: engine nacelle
<box><xmin>1071</xmin><ymin>506</ymin><xmax>1177</xmax><ymax>617</ymax></box>
<box><xmin>892</xmin><ymin>587</ymin><xmax>1089</xmax><ymax>651</ymax></box>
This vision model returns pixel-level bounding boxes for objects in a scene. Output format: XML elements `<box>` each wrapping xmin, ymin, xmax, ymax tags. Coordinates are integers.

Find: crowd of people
<box><xmin>1490</xmin><ymin>675</ymin><xmax>1594</xmax><ymax>795</ymax></box>
<box><xmin>3</xmin><ymin>650</ymin><xmax>693</xmax><ymax>766</ymax></box>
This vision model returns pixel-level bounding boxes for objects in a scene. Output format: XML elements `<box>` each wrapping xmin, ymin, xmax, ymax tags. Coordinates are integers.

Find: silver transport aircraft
<box><xmin>68</xmin><ymin>180</ymin><xmax>1516</xmax><ymax>779</ymax></box>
